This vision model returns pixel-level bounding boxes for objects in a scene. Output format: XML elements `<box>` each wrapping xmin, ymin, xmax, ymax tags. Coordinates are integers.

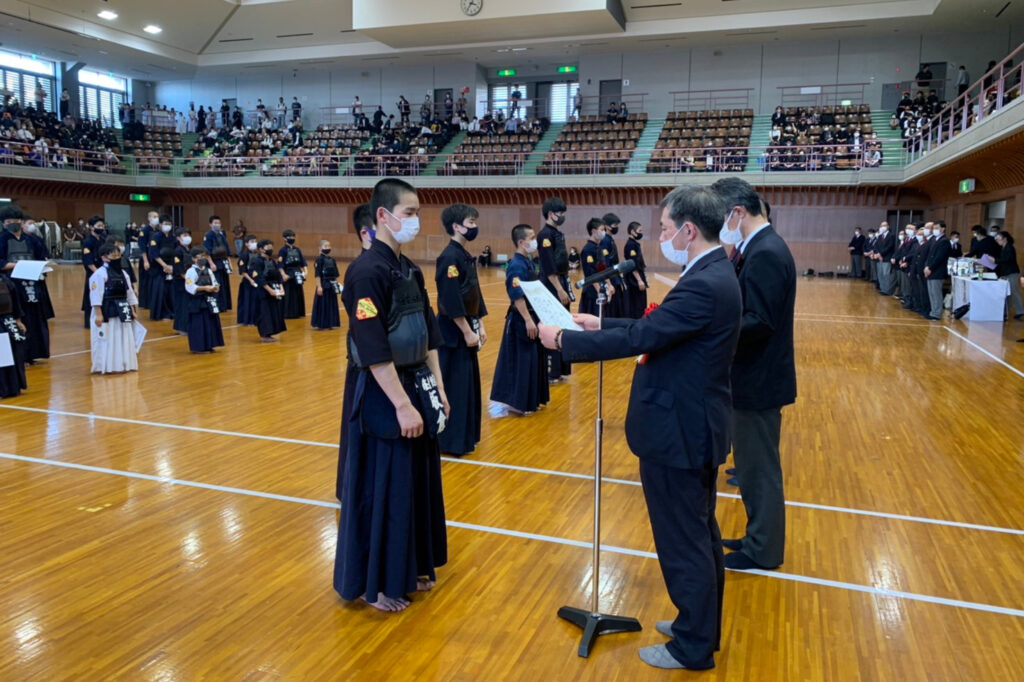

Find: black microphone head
<box><xmin>617</xmin><ymin>259</ymin><xmax>636</xmax><ymax>274</ymax></box>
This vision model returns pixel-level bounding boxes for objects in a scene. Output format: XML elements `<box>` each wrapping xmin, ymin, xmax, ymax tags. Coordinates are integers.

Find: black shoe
<box><xmin>724</xmin><ymin>552</ymin><xmax>775</xmax><ymax>571</ymax></box>
<box><xmin>1015</xmin><ymin>314</ymin><xmax>1024</xmax><ymax>320</ymax></box>
<box><xmin>726</xmin><ymin>476</ymin><xmax>739</xmax><ymax>486</ymax></box>
<box><xmin>722</xmin><ymin>538</ymin><xmax>742</xmax><ymax>551</ymax></box>
<box><xmin>725</xmin><ymin>467</ymin><xmax>736</xmax><ymax>475</ymax></box>
<box><xmin>925</xmin><ymin>315</ymin><xmax>941</xmax><ymax>320</ymax></box>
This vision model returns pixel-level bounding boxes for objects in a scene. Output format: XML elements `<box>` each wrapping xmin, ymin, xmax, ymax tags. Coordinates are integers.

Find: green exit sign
<box><xmin>129</xmin><ymin>193</ymin><xmax>151</xmax><ymax>202</ymax></box>
<box><xmin>558</xmin><ymin>65</ymin><xmax>578</xmax><ymax>74</ymax></box>
<box><xmin>958</xmin><ymin>178</ymin><xmax>976</xmax><ymax>194</ymax></box>
<box><xmin>497</xmin><ymin>69</ymin><xmax>516</xmax><ymax>77</ymax></box>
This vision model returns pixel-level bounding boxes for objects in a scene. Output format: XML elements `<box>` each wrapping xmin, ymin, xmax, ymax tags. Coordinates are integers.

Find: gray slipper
<box><xmin>638</xmin><ymin>644</ymin><xmax>686</xmax><ymax>669</ymax></box>
<box><xmin>655</xmin><ymin>620</ymin><xmax>673</xmax><ymax>637</ymax></box>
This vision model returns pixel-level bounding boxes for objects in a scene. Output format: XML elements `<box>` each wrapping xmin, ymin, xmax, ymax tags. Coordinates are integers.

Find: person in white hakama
<box><xmin>89</xmin><ymin>243</ymin><xmax>139</xmax><ymax>374</ymax></box>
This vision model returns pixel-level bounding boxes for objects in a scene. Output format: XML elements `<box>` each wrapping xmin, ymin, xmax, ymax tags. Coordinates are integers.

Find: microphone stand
<box><xmin>557</xmin><ymin>279</ymin><xmax>642</xmax><ymax>657</ymax></box>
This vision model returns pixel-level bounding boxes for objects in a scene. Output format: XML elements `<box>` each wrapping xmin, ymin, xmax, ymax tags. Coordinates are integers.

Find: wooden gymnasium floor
<box><xmin>1</xmin><ymin>262</ymin><xmax>1023</xmax><ymax>681</ymax></box>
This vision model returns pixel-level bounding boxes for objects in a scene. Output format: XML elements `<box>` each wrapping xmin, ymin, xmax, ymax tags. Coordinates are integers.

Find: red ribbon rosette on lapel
<box><xmin>637</xmin><ymin>302</ymin><xmax>659</xmax><ymax>365</ymax></box>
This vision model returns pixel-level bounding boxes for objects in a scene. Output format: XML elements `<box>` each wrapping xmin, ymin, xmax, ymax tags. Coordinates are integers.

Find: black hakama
<box><xmin>147</xmin><ymin>270</ymin><xmax>174</xmax><ymax>321</ymax></box>
<box><xmin>334</xmin><ymin>373</ymin><xmax>448</xmax><ymax>602</ymax></box>
<box><xmin>256</xmin><ymin>291</ymin><xmax>286</xmax><ymax>337</ymax></box>
<box><xmin>335</xmin><ymin>359</ymin><xmax>358</xmax><ymax>501</ymax></box>
<box><xmin>236</xmin><ymin>279</ymin><xmax>258</xmax><ymax>325</ymax></box>
<box><xmin>214</xmin><ymin>266</ymin><xmax>232</xmax><ymax>312</ymax></box>
<box><xmin>578</xmin><ymin>285</ymin><xmax>599</xmax><ymax>317</ymax></box>
<box><xmin>20</xmin><ymin>299</ymin><xmax>49</xmax><ymax>361</ymax></box>
<box><xmin>311</xmin><ymin>283</ymin><xmax>340</xmax><ymax>329</ymax></box>
<box><xmin>437</xmin><ymin>344</ymin><xmax>481</xmax><ymax>455</ymax></box>
<box><xmin>626</xmin><ymin>283</ymin><xmax>648</xmax><ymax>319</ymax></box>
<box><xmin>0</xmin><ymin>325</ymin><xmax>27</xmax><ymax>398</ymax></box>
<box><xmin>37</xmin><ymin>280</ymin><xmax>55</xmax><ymax>320</ymax></box>
<box><xmin>187</xmin><ymin>308</ymin><xmax>224</xmax><ymax>352</ymax></box>
<box><xmin>171</xmin><ymin>278</ymin><xmax>189</xmax><ymax>333</ymax></box>
<box><xmin>137</xmin><ymin>262</ymin><xmax>150</xmax><ymax>309</ymax></box>
<box><xmin>282</xmin><ymin>276</ymin><xmax>306</xmax><ymax>319</ymax></box>
<box><xmin>490</xmin><ymin>311</ymin><xmax>550</xmax><ymax>413</ymax></box>
<box><xmin>80</xmin><ymin>275</ymin><xmax>91</xmax><ymax>328</ymax></box>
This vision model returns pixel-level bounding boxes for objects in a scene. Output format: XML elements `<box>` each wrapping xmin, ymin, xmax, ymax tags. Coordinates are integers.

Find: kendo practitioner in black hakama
<box><xmin>184</xmin><ymin>248</ymin><xmax>225</xmax><ymax>353</ymax></box>
<box><xmin>311</xmin><ymin>240</ymin><xmax>341</xmax><ymax>330</ymax></box>
<box><xmin>624</xmin><ymin>221</ymin><xmax>649</xmax><ymax>319</ymax></box>
<box><xmin>22</xmin><ymin>218</ymin><xmax>56</xmax><ymax>331</ymax></box>
<box><xmin>236</xmin><ymin>236</ymin><xmax>260</xmax><ymax>326</ymax></box>
<box><xmin>334</xmin><ymin>179</ymin><xmax>448</xmax><ymax>613</ymax></box>
<box><xmin>578</xmin><ymin>218</ymin><xmax>615</xmax><ymax>317</ymax></box>
<box><xmin>600</xmin><ymin>212</ymin><xmax>626</xmax><ymax>317</ymax></box>
<box><xmin>171</xmin><ymin>228</ymin><xmax>193</xmax><ymax>334</ymax></box>
<box><xmin>278</xmin><ymin>229</ymin><xmax>307</xmax><ymax>319</ymax></box>
<box><xmin>336</xmin><ymin>203</ymin><xmax>375</xmax><ymax>501</ymax></box>
<box><xmin>0</xmin><ymin>272</ymin><xmax>28</xmax><ymax>398</ymax></box>
<box><xmin>489</xmin><ymin>224</ymin><xmax>549</xmax><ymax>416</ymax></box>
<box><xmin>203</xmin><ymin>215</ymin><xmax>233</xmax><ymax>313</ymax></box>
<box><xmin>136</xmin><ymin>211</ymin><xmax>161</xmax><ymax>309</ymax></box>
<box><xmin>147</xmin><ymin>216</ymin><xmax>177</xmax><ymax>321</ymax></box>
<box><xmin>434</xmin><ymin>203</ymin><xmax>488</xmax><ymax>456</ymax></box>
<box><xmin>253</xmin><ymin>239</ymin><xmax>286</xmax><ymax>342</ymax></box>
<box><xmin>80</xmin><ymin>216</ymin><xmax>106</xmax><ymax>328</ymax></box>
<box><xmin>0</xmin><ymin>207</ymin><xmax>50</xmax><ymax>362</ymax></box>
<box><xmin>537</xmin><ymin>196</ymin><xmax>572</xmax><ymax>381</ymax></box>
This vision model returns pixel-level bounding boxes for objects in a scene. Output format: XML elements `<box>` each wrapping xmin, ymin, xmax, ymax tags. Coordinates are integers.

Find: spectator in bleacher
<box><xmin>372</xmin><ymin>105</ymin><xmax>384</xmax><ymax>132</ymax></box>
<box><xmin>457</xmin><ymin>93</ymin><xmax>467</xmax><ymax>116</ymax></box>
<box><xmin>468</xmin><ymin>117</ymin><xmax>480</xmax><ymax>135</ymax></box>
<box><xmin>59</xmin><ymin>88</ymin><xmax>69</xmax><ymax>118</ymax></box>
<box><xmin>616</xmin><ymin>102</ymin><xmax>629</xmax><ymax>124</ymax></box>
<box><xmin>771</xmin><ymin>106</ymin><xmax>786</xmax><ymax>127</ymax></box>
<box><xmin>443</xmin><ymin>92</ymin><xmax>453</xmax><ymax>119</ymax></box>
<box><xmin>572</xmin><ymin>90</ymin><xmax>582</xmax><ymax>119</ymax></box>
<box><xmin>984</xmin><ymin>60</ymin><xmax>998</xmax><ymax>89</ymax></box>
<box><xmin>352</xmin><ymin>95</ymin><xmax>362</xmax><ymax>122</ymax></box>
<box><xmin>957</xmin><ymin>65</ymin><xmax>971</xmax><ymax>96</ymax></box>
<box><xmin>220</xmin><ymin>100</ymin><xmax>230</xmax><ymax>127</ymax></box>
<box><xmin>916</xmin><ymin>63</ymin><xmax>933</xmax><ymax>88</ymax></box>
<box><xmin>606</xmin><ymin>101</ymin><xmax>618</xmax><ymax>123</ymax></box>
<box><xmin>420</xmin><ymin>95</ymin><xmax>432</xmax><ymax>125</ymax></box>
<box><xmin>196</xmin><ymin>105</ymin><xmax>207</xmax><ymax>133</ymax></box>
<box><xmin>509</xmin><ymin>88</ymin><xmax>522</xmax><ymax>117</ymax></box>
<box><xmin>504</xmin><ymin>117</ymin><xmax>519</xmax><ymax>134</ymax></box>
<box><xmin>397</xmin><ymin>95</ymin><xmax>410</xmax><ymax>124</ymax></box>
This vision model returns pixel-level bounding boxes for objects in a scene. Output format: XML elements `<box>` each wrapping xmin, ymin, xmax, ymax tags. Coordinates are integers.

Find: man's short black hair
<box><xmin>209</xmin><ymin>215</ymin><xmax>221</xmax><ymax>224</ymax></box>
<box><xmin>440</xmin><ymin>203</ymin><xmax>479</xmax><ymax>236</ymax></box>
<box><xmin>353</xmin><ymin>203</ymin><xmax>374</xmax><ymax>231</ymax></box>
<box><xmin>627</xmin><ymin>221</ymin><xmax>642</xmax><ymax>234</ymax></box>
<box><xmin>586</xmin><ymin>218</ymin><xmax>605</xmax><ymax>235</ymax></box>
<box><xmin>88</xmin><ymin>215</ymin><xmax>105</xmax><ymax>227</ymax></box>
<box><xmin>602</xmin><ymin>212</ymin><xmax>620</xmax><ymax>226</ymax></box>
<box><xmin>99</xmin><ymin>243</ymin><xmax>119</xmax><ymax>259</ymax></box>
<box><xmin>175</xmin><ymin>227</ymin><xmax>191</xmax><ymax>238</ymax></box>
<box><xmin>951</xmin><ymin>231</ymin><xmax>960</xmax><ymax>237</ymax></box>
<box><xmin>189</xmin><ymin>247</ymin><xmax>208</xmax><ymax>259</ymax></box>
<box><xmin>541</xmin><ymin>196</ymin><xmax>567</xmax><ymax>219</ymax></box>
<box><xmin>935</xmin><ymin>220</ymin><xmax>946</xmax><ymax>229</ymax></box>
<box><xmin>257</xmin><ymin>238</ymin><xmax>273</xmax><ymax>250</ymax></box>
<box><xmin>282</xmin><ymin>229</ymin><xmax>296</xmax><ymax>238</ymax></box>
<box><xmin>710</xmin><ymin>177</ymin><xmax>762</xmax><ymax>218</ymax></box>
<box><xmin>0</xmin><ymin>204</ymin><xmax>25</xmax><ymax>221</ymax></box>
<box><xmin>511</xmin><ymin>224</ymin><xmax>533</xmax><ymax>246</ymax></box>
<box><xmin>159</xmin><ymin>214</ymin><xmax>172</xmax><ymax>223</ymax></box>
<box><xmin>370</xmin><ymin>178</ymin><xmax>417</xmax><ymax>223</ymax></box>
<box><xmin>972</xmin><ymin>224</ymin><xmax>985</xmax><ymax>235</ymax></box>
<box><xmin>659</xmin><ymin>185</ymin><xmax>727</xmax><ymax>243</ymax></box>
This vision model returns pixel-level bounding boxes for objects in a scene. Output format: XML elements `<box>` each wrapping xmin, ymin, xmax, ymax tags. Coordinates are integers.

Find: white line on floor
<box><xmin>943</xmin><ymin>326</ymin><xmax>1024</xmax><ymax>379</ymax></box>
<box><xmin>2</xmin><ymin>451</ymin><xmax>1021</xmax><ymax>619</ymax></box>
<box><xmin>50</xmin><ymin>325</ymin><xmax>243</xmax><ymax>358</ymax></box>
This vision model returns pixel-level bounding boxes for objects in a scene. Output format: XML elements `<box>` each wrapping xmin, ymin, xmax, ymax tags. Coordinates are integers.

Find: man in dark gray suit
<box><xmin>711</xmin><ymin>177</ymin><xmax>797</xmax><ymax>572</ymax></box>
<box><xmin>538</xmin><ymin>185</ymin><xmax>742</xmax><ymax>670</ymax></box>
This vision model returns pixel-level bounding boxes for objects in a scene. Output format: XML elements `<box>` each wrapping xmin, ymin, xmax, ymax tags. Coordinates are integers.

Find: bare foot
<box><xmin>361</xmin><ymin>592</ymin><xmax>410</xmax><ymax>612</ymax></box>
<box><xmin>416</xmin><ymin>577</ymin><xmax>435</xmax><ymax>592</ymax></box>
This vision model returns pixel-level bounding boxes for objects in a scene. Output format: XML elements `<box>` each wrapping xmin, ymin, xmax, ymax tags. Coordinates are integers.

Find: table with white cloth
<box><xmin>951</xmin><ymin>276</ymin><xmax>1011</xmax><ymax>321</ymax></box>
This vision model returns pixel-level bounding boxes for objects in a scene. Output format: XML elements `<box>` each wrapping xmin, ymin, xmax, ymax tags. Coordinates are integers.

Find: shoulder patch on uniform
<box><xmin>586</xmin><ymin>255</ymin><xmax>594</xmax><ymax>263</ymax></box>
<box><xmin>150</xmin><ymin>240</ymin><xmax>157</xmax><ymax>246</ymax></box>
<box><xmin>511</xmin><ymin>276</ymin><xmax>521</xmax><ymax>288</ymax></box>
<box><xmin>602</xmin><ymin>249</ymin><xmax>609</xmax><ymax>256</ymax></box>
<box><xmin>447</xmin><ymin>264</ymin><xmax>459</xmax><ymax>278</ymax></box>
<box><xmin>174</xmin><ymin>257</ymin><xmax>180</xmax><ymax>263</ymax></box>
<box><xmin>629</xmin><ymin>250</ymin><xmax>636</xmax><ymax>257</ymax></box>
<box><xmin>541</xmin><ymin>238</ymin><xmax>552</xmax><ymax>248</ymax></box>
<box><xmin>185</xmin><ymin>277</ymin><xmax>194</xmax><ymax>285</ymax></box>
<box><xmin>83</xmin><ymin>248</ymin><xmax>90</xmax><ymax>254</ymax></box>
<box><xmin>355</xmin><ymin>297</ymin><xmax>378</xmax><ymax>320</ymax></box>
<box><xmin>90</xmin><ymin>281</ymin><xmax>97</xmax><ymax>290</ymax></box>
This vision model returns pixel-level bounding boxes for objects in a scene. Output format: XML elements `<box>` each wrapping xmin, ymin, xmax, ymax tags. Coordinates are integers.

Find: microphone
<box><xmin>575</xmin><ymin>259</ymin><xmax>635</xmax><ymax>289</ymax></box>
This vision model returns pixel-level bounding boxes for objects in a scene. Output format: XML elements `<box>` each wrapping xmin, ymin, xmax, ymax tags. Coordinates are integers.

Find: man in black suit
<box><xmin>924</xmin><ymin>220</ymin><xmax>952</xmax><ymax>320</ymax></box>
<box><xmin>873</xmin><ymin>221</ymin><xmax>896</xmax><ymax>295</ymax></box>
<box><xmin>864</xmin><ymin>228</ymin><xmax>877</xmax><ymax>282</ymax></box>
<box><xmin>897</xmin><ymin>225</ymin><xmax>918</xmax><ymax>309</ymax></box>
<box><xmin>538</xmin><ymin>185</ymin><xmax>742</xmax><ymax>671</ymax></box>
<box><xmin>911</xmin><ymin>222</ymin><xmax>934</xmax><ymax>316</ymax></box>
<box><xmin>848</xmin><ymin>227</ymin><xmax>865</xmax><ymax>279</ymax></box>
<box><xmin>711</xmin><ymin>177</ymin><xmax>796</xmax><ymax>572</ymax></box>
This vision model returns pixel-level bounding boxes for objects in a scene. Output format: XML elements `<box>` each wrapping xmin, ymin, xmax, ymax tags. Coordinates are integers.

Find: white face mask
<box><xmin>951</xmin><ymin>238</ymin><xmax>959</xmax><ymax>244</ymax></box>
<box><xmin>161</xmin><ymin>224</ymin><xmax>172</xmax><ymax>233</ymax></box>
<box><xmin>24</xmin><ymin>223</ymin><xmax>36</xmax><ymax>233</ymax></box>
<box><xmin>386</xmin><ymin>209</ymin><xmax>420</xmax><ymax>244</ymax></box>
<box><xmin>247</xmin><ymin>242</ymin><xmax>258</xmax><ymax>251</ymax></box>
<box><xmin>719</xmin><ymin>210</ymin><xmax>742</xmax><ymax>246</ymax></box>
<box><xmin>921</xmin><ymin>228</ymin><xmax>931</xmax><ymax>237</ymax></box>
<box><xmin>526</xmin><ymin>239</ymin><xmax>538</xmax><ymax>254</ymax></box>
<box><xmin>149</xmin><ymin>216</ymin><xmax>160</xmax><ymax>227</ymax></box>
<box><xmin>989</xmin><ymin>230</ymin><xmax>999</xmax><ymax>237</ymax></box>
<box><xmin>916</xmin><ymin>234</ymin><xmax>925</xmax><ymax>243</ymax></box>
<box><xmin>660</xmin><ymin>226</ymin><xmax>691</xmax><ymax>266</ymax></box>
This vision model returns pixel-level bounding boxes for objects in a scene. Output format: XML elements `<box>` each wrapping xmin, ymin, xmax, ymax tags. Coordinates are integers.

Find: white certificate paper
<box><xmin>0</xmin><ymin>333</ymin><xmax>13</xmax><ymax>368</ymax></box>
<box><xmin>133</xmin><ymin>321</ymin><xmax>148</xmax><ymax>352</ymax></box>
<box><xmin>11</xmin><ymin>260</ymin><xmax>54</xmax><ymax>281</ymax></box>
<box><xmin>518</xmin><ymin>279</ymin><xmax>583</xmax><ymax>331</ymax></box>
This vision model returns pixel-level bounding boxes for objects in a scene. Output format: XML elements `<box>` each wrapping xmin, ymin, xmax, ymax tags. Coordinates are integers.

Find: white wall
<box><xmin>154</xmin><ymin>27</ymin><xmax>1021</xmax><ymax>122</ymax></box>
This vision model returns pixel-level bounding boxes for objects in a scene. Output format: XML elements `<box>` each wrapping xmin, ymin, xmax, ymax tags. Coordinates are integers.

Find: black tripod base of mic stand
<box><xmin>557</xmin><ymin>606</ymin><xmax>643</xmax><ymax>658</ymax></box>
